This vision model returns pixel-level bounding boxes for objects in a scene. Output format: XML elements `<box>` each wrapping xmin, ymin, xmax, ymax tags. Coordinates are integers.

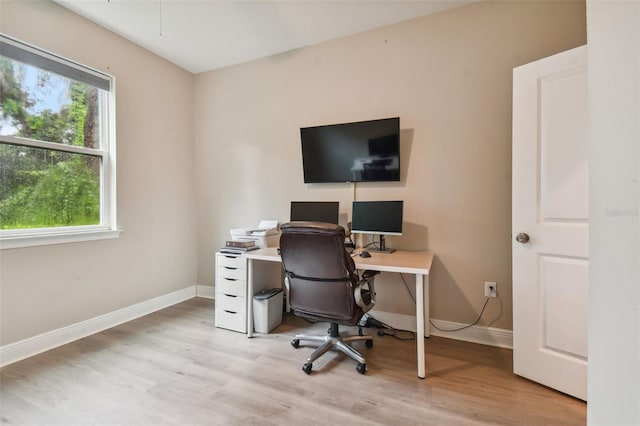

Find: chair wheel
<box><xmin>302</xmin><ymin>363</ymin><xmax>312</xmax><ymax>374</ymax></box>
<box><xmin>365</xmin><ymin>339</ymin><xmax>373</xmax><ymax>348</ymax></box>
<box><xmin>356</xmin><ymin>363</ymin><xmax>366</xmax><ymax>374</ymax></box>
<box><xmin>291</xmin><ymin>339</ymin><xmax>300</xmax><ymax>348</ymax></box>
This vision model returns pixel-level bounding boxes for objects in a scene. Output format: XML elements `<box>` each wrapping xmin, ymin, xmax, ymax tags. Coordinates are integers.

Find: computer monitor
<box><xmin>351</xmin><ymin>200</ymin><xmax>403</xmax><ymax>253</ymax></box>
<box><xmin>290</xmin><ymin>201</ymin><xmax>340</xmax><ymax>225</ymax></box>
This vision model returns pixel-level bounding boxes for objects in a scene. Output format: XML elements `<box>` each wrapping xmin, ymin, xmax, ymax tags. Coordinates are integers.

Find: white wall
<box><xmin>587</xmin><ymin>1</ymin><xmax>640</xmax><ymax>424</ymax></box>
<box><xmin>0</xmin><ymin>0</ymin><xmax>197</xmax><ymax>346</ymax></box>
<box><xmin>194</xmin><ymin>0</ymin><xmax>586</xmax><ymax>331</ymax></box>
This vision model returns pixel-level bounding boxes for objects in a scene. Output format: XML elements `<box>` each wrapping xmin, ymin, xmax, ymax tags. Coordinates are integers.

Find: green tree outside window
<box><xmin>1</xmin><ymin>52</ymin><xmax>104</xmax><ymax>229</ymax></box>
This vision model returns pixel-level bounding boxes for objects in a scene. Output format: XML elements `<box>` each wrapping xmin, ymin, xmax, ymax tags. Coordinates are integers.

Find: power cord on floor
<box><xmin>359</xmin><ymin>314</ymin><xmax>415</xmax><ymax>341</ymax></box>
<box><xmin>398</xmin><ymin>273</ymin><xmax>493</xmax><ymax>333</ymax></box>
<box><xmin>429</xmin><ymin>297</ymin><xmax>490</xmax><ymax>332</ymax></box>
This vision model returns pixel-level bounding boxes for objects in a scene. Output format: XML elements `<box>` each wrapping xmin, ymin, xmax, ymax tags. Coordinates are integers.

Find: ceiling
<box><xmin>53</xmin><ymin>0</ymin><xmax>477</xmax><ymax>74</ymax></box>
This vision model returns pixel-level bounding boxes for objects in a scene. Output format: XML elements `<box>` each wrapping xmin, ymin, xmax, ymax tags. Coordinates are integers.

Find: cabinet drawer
<box><xmin>216</xmin><ymin>253</ymin><xmax>246</xmax><ymax>270</ymax></box>
<box><xmin>216</xmin><ymin>276</ymin><xmax>246</xmax><ymax>297</ymax></box>
<box><xmin>216</xmin><ymin>266</ymin><xmax>245</xmax><ymax>281</ymax></box>
<box><xmin>215</xmin><ymin>306</ymin><xmax>246</xmax><ymax>333</ymax></box>
<box><xmin>215</xmin><ymin>293</ymin><xmax>246</xmax><ymax>313</ymax></box>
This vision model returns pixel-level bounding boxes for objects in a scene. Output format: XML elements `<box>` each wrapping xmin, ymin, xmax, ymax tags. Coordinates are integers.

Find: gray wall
<box><xmin>587</xmin><ymin>0</ymin><xmax>640</xmax><ymax>423</ymax></box>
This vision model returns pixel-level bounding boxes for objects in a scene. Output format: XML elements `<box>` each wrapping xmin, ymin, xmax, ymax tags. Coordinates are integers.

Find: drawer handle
<box><xmin>223</xmin><ymin>294</ymin><xmax>237</xmax><ymax>298</ymax></box>
<box><xmin>224</xmin><ymin>278</ymin><xmax>237</xmax><ymax>282</ymax></box>
<box><xmin>224</xmin><ymin>266</ymin><xmax>237</xmax><ymax>270</ymax></box>
<box><xmin>223</xmin><ymin>255</ymin><xmax>237</xmax><ymax>259</ymax></box>
<box><xmin>224</xmin><ymin>310</ymin><xmax>237</xmax><ymax>314</ymax></box>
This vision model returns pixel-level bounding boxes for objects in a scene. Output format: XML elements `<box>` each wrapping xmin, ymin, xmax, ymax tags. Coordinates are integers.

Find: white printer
<box><xmin>230</xmin><ymin>219</ymin><xmax>280</xmax><ymax>248</ymax></box>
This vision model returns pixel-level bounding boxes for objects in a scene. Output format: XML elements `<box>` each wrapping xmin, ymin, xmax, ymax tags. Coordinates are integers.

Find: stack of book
<box><xmin>219</xmin><ymin>239</ymin><xmax>259</xmax><ymax>255</ymax></box>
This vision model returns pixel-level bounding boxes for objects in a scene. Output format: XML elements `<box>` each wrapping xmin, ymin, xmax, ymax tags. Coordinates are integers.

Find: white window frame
<box><xmin>0</xmin><ymin>35</ymin><xmax>119</xmax><ymax>249</ymax></box>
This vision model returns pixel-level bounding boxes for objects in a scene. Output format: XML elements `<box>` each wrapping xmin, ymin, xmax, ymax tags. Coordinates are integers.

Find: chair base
<box><xmin>291</xmin><ymin>323</ymin><xmax>373</xmax><ymax>374</ymax></box>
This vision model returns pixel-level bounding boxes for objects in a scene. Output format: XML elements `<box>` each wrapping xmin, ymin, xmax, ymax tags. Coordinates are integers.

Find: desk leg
<box><xmin>424</xmin><ymin>273</ymin><xmax>430</xmax><ymax>338</ymax></box>
<box><xmin>247</xmin><ymin>257</ymin><xmax>254</xmax><ymax>338</ymax></box>
<box><xmin>416</xmin><ymin>273</ymin><xmax>426</xmax><ymax>379</ymax></box>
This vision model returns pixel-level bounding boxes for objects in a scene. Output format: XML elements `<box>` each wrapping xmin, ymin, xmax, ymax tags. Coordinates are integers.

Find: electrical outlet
<box><xmin>484</xmin><ymin>281</ymin><xmax>497</xmax><ymax>298</ymax></box>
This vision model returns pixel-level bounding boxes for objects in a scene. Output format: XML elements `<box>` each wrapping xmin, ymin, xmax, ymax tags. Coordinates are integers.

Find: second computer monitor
<box><xmin>290</xmin><ymin>201</ymin><xmax>340</xmax><ymax>225</ymax></box>
<box><xmin>351</xmin><ymin>200</ymin><xmax>403</xmax><ymax>252</ymax></box>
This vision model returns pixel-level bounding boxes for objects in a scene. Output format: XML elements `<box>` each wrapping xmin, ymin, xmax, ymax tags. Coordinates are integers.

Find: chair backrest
<box><xmin>279</xmin><ymin>221</ymin><xmax>363</xmax><ymax>325</ymax></box>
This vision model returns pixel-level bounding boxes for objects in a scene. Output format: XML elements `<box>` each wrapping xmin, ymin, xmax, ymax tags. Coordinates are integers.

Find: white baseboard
<box><xmin>367</xmin><ymin>310</ymin><xmax>513</xmax><ymax>349</ymax></box>
<box><xmin>367</xmin><ymin>309</ymin><xmax>417</xmax><ymax>334</ymax></box>
<box><xmin>428</xmin><ymin>319</ymin><xmax>513</xmax><ymax>349</ymax></box>
<box><xmin>0</xmin><ymin>286</ymin><xmax>196</xmax><ymax>368</ymax></box>
<box><xmin>196</xmin><ymin>285</ymin><xmax>215</xmax><ymax>299</ymax></box>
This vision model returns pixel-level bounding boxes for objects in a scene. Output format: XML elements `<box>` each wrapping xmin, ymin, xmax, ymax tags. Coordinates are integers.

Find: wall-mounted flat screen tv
<box><xmin>300</xmin><ymin>117</ymin><xmax>400</xmax><ymax>183</ymax></box>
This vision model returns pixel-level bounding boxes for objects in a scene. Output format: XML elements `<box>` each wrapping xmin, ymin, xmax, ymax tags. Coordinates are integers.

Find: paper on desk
<box><xmin>249</xmin><ymin>219</ymin><xmax>279</xmax><ymax>236</ymax></box>
<box><xmin>257</xmin><ymin>219</ymin><xmax>278</xmax><ymax>230</ymax></box>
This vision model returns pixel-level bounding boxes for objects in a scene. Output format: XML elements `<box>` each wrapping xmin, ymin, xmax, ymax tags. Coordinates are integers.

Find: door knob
<box><xmin>515</xmin><ymin>233</ymin><xmax>530</xmax><ymax>243</ymax></box>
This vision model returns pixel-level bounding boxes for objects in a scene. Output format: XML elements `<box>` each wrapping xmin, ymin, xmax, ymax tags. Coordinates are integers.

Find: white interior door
<box><xmin>512</xmin><ymin>46</ymin><xmax>588</xmax><ymax>401</ymax></box>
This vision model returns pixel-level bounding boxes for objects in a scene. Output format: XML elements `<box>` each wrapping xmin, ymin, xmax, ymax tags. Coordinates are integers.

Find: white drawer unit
<box><xmin>215</xmin><ymin>252</ymin><xmax>248</xmax><ymax>333</ymax></box>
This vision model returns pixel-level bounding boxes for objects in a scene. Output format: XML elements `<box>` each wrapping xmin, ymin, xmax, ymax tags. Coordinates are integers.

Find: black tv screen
<box><xmin>300</xmin><ymin>117</ymin><xmax>400</xmax><ymax>183</ymax></box>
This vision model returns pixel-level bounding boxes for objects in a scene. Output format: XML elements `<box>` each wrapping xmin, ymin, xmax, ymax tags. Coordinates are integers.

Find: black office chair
<box><xmin>279</xmin><ymin>221</ymin><xmax>379</xmax><ymax>374</ymax></box>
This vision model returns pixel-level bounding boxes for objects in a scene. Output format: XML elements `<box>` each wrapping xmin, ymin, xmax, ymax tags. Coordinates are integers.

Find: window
<box><xmin>0</xmin><ymin>35</ymin><xmax>118</xmax><ymax>248</ymax></box>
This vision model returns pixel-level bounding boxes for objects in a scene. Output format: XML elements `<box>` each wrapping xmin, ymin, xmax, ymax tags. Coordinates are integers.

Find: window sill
<box><xmin>0</xmin><ymin>228</ymin><xmax>122</xmax><ymax>250</ymax></box>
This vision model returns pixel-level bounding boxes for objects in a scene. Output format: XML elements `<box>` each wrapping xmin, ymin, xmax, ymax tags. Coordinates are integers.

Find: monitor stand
<box><xmin>368</xmin><ymin>234</ymin><xmax>395</xmax><ymax>254</ymax></box>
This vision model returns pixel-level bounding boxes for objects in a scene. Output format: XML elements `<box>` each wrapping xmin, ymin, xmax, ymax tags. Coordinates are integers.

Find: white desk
<box><xmin>244</xmin><ymin>247</ymin><xmax>434</xmax><ymax>379</ymax></box>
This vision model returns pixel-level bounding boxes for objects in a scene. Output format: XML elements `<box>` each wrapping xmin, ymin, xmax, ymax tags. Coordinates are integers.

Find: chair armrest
<box><xmin>354</xmin><ymin>270</ymin><xmax>378</xmax><ymax>312</ymax></box>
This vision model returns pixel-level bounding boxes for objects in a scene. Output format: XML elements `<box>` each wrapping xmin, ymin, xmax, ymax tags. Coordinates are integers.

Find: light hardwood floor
<box><xmin>0</xmin><ymin>298</ymin><xmax>586</xmax><ymax>425</ymax></box>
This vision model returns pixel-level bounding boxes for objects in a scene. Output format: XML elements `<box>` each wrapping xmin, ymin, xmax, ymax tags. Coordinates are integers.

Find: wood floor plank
<box><xmin>0</xmin><ymin>298</ymin><xmax>586</xmax><ymax>425</ymax></box>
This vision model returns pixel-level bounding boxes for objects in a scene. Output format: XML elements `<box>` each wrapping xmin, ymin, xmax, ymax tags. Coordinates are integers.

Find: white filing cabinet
<box><xmin>214</xmin><ymin>252</ymin><xmax>247</xmax><ymax>332</ymax></box>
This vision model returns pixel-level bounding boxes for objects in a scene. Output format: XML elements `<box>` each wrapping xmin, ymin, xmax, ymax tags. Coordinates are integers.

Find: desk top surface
<box><xmin>244</xmin><ymin>247</ymin><xmax>433</xmax><ymax>275</ymax></box>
